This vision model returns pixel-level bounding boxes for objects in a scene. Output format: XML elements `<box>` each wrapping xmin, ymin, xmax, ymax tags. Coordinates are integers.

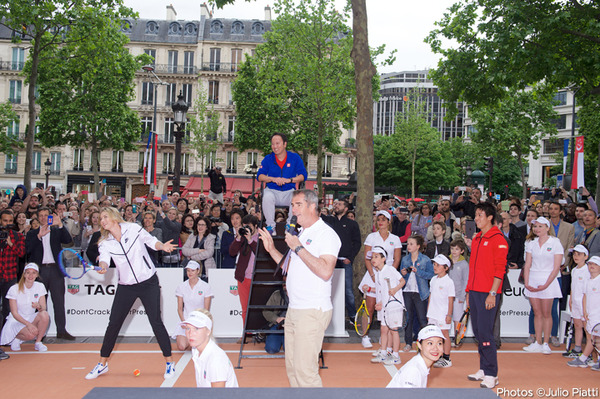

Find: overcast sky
<box><xmin>123</xmin><ymin>0</ymin><xmax>456</xmax><ymax>74</ymax></box>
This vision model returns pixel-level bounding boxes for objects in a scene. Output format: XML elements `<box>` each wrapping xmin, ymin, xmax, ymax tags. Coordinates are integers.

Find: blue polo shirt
<box><xmin>257</xmin><ymin>151</ymin><xmax>307</xmax><ymax>191</ymax></box>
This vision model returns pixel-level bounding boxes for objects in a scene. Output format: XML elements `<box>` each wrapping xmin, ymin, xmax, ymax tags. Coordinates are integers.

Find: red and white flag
<box><xmin>571</xmin><ymin>136</ymin><xmax>585</xmax><ymax>189</ymax></box>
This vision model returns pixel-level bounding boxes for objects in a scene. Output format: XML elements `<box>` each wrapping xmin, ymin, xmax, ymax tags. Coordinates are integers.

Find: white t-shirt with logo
<box><xmin>427</xmin><ymin>274</ymin><xmax>455</xmax><ymax>322</ymax></box>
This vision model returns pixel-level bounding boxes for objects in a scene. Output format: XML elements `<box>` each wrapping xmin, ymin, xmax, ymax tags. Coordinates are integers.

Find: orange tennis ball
<box><xmin>133</xmin><ymin>369</ymin><xmax>140</xmax><ymax>377</ymax></box>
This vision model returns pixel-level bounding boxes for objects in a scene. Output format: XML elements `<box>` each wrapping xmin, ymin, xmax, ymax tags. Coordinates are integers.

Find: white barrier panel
<box><xmin>499</xmin><ymin>269</ymin><xmax>532</xmax><ymax>337</ymax></box>
<box><xmin>47</xmin><ymin>268</ymin><xmax>348</xmax><ymax>338</ymax></box>
<box><xmin>209</xmin><ymin>268</ymin><xmax>348</xmax><ymax>338</ymax></box>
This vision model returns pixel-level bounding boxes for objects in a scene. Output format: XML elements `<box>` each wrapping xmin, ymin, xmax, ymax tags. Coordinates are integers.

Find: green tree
<box><xmin>425</xmin><ymin>0</ymin><xmax>600</xmax><ymax>199</ymax></box>
<box><xmin>232</xmin><ymin>0</ymin><xmax>357</xmax><ymax>197</ymax></box>
<box><xmin>188</xmin><ymin>89</ymin><xmax>223</xmax><ymax>193</ymax></box>
<box><xmin>0</xmin><ymin>102</ymin><xmax>19</xmax><ymax>155</ymax></box>
<box><xmin>0</xmin><ymin>0</ymin><xmax>131</xmax><ymax>191</ymax></box>
<box><xmin>468</xmin><ymin>86</ymin><xmax>558</xmax><ymax>198</ymax></box>
<box><xmin>35</xmin><ymin>6</ymin><xmax>149</xmax><ymax>195</ymax></box>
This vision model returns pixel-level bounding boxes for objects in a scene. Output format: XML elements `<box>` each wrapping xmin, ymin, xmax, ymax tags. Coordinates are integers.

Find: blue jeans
<box><xmin>337</xmin><ymin>260</ymin><xmax>356</xmax><ymax>319</ymax></box>
<box><xmin>265</xmin><ymin>324</ymin><xmax>285</xmax><ymax>354</ymax></box>
<box><xmin>403</xmin><ymin>292</ymin><xmax>427</xmax><ymax>346</ymax></box>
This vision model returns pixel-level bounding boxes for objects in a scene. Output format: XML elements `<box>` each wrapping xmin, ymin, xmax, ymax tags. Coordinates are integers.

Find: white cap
<box><xmin>432</xmin><ymin>254</ymin><xmax>451</xmax><ymax>268</ymax></box>
<box><xmin>533</xmin><ymin>217</ymin><xmax>550</xmax><ymax>228</ymax></box>
<box><xmin>371</xmin><ymin>246</ymin><xmax>388</xmax><ymax>258</ymax></box>
<box><xmin>24</xmin><ymin>263</ymin><xmax>39</xmax><ymax>272</ymax></box>
<box><xmin>571</xmin><ymin>244</ymin><xmax>589</xmax><ymax>256</ymax></box>
<box><xmin>180</xmin><ymin>310</ymin><xmax>213</xmax><ymax>331</ymax></box>
<box><xmin>375</xmin><ymin>210</ymin><xmax>391</xmax><ymax>221</ymax></box>
<box><xmin>588</xmin><ymin>256</ymin><xmax>600</xmax><ymax>267</ymax></box>
<box><xmin>185</xmin><ymin>261</ymin><xmax>201</xmax><ymax>270</ymax></box>
<box><xmin>418</xmin><ymin>325</ymin><xmax>445</xmax><ymax>341</ymax></box>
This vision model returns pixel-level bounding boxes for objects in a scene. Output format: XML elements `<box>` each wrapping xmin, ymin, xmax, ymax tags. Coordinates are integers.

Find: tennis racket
<box><xmin>592</xmin><ymin>323</ymin><xmax>600</xmax><ymax>358</ymax></box>
<box><xmin>564</xmin><ymin>318</ymin><xmax>574</xmax><ymax>352</ymax></box>
<box><xmin>58</xmin><ymin>248</ymin><xmax>102</xmax><ymax>279</ymax></box>
<box><xmin>454</xmin><ymin>307</ymin><xmax>470</xmax><ymax>347</ymax></box>
<box><xmin>354</xmin><ymin>298</ymin><xmax>371</xmax><ymax>337</ymax></box>
<box><xmin>383</xmin><ymin>278</ymin><xmax>406</xmax><ymax>332</ymax></box>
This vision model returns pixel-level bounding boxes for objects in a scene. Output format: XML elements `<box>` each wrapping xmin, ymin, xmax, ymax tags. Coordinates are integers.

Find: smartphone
<box><xmin>442</xmin><ymin>196</ymin><xmax>451</xmax><ymax>201</ymax></box>
<box><xmin>102</xmin><ymin>178</ymin><xmax>106</xmax><ymax>184</ymax></box>
<box><xmin>63</xmin><ymin>211</ymin><xmax>72</xmax><ymax>217</ymax></box>
<box><xmin>47</xmin><ymin>215</ymin><xmax>54</xmax><ymax>226</ymax></box>
<box><xmin>132</xmin><ymin>205</ymin><xmax>137</xmax><ymax>213</ymax></box>
<box><xmin>25</xmin><ymin>219</ymin><xmax>31</xmax><ymax>226</ymax></box>
<box><xmin>192</xmin><ymin>209</ymin><xmax>200</xmax><ymax>214</ymax></box>
<box><xmin>36</xmin><ymin>183</ymin><xmax>44</xmax><ymax>189</ymax></box>
<box><xmin>465</xmin><ymin>219</ymin><xmax>476</xmax><ymax>239</ymax></box>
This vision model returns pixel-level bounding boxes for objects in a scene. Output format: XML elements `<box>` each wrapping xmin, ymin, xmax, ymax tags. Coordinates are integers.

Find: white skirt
<box><xmin>524</xmin><ymin>271</ymin><xmax>562</xmax><ymax>299</ymax></box>
<box><xmin>0</xmin><ymin>313</ymin><xmax>36</xmax><ymax>345</ymax></box>
<box><xmin>358</xmin><ymin>272</ymin><xmax>376</xmax><ymax>298</ymax></box>
<box><xmin>171</xmin><ymin>324</ymin><xmax>185</xmax><ymax>339</ymax></box>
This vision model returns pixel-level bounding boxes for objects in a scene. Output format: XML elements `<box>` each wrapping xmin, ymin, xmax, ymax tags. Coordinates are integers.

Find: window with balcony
<box><xmin>231</xmin><ymin>48</ymin><xmax>242</xmax><ymax>72</ymax></box>
<box><xmin>5</xmin><ymin>154</ymin><xmax>17</xmax><ymax>174</ymax></box>
<box><xmin>247</xmin><ymin>152</ymin><xmax>258</xmax><ymax>167</ymax></box>
<box><xmin>12</xmin><ymin>47</ymin><xmax>24</xmax><ymax>71</ymax></box>
<box><xmin>141</xmin><ymin>117</ymin><xmax>153</xmax><ymax>142</ymax></box>
<box><xmin>184</xmin><ymin>51</ymin><xmax>194</xmax><ymax>74</ymax></box>
<box><xmin>111</xmin><ymin>150</ymin><xmax>123</xmax><ymax>172</ymax></box>
<box><xmin>32</xmin><ymin>151</ymin><xmax>41</xmax><ymax>175</ymax></box>
<box><xmin>209</xmin><ymin>48</ymin><xmax>221</xmax><ymax>71</ymax></box>
<box><xmin>142</xmin><ymin>82</ymin><xmax>154</xmax><ymax>105</ymax></box>
<box><xmin>322</xmin><ymin>154</ymin><xmax>332</xmax><ymax>177</ymax></box>
<box><xmin>144</xmin><ymin>49</ymin><xmax>156</xmax><ymax>66</ymax></box>
<box><xmin>50</xmin><ymin>152</ymin><xmax>61</xmax><ymax>175</ymax></box>
<box><xmin>227</xmin><ymin>116</ymin><xmax>235</xmax><ymax>142</ymax></box>
<box><xmin>138</xmin><ymin>152</ymin><xmax>145</xmax><ymax>173</ymax></box>
<box><xmin>165</xmin><ymin>83</ymin><xmax>177</xmax><ymax>106</ymax></box>
<box><xmin>7</xmin><ymin>117</ymin><xmax>19</xmax><ymax>139</ymax></box>
<box><xmin>163</xmin><ymin>152</ymin><xmax>174</xmax><ymax>174</ymax></box>
<box><xmin>164</xmin><ymin>118</ymin><xmax>175</xmax><ymax>143</ymax></box>
<box><xmin>208</xmin><ymin>80</ymin><xmax>219</xmax><ymax>104</ymax></box>
<box><xmin>205</xmin><ymin>151</ymin><xmax>217</xmax><ymax>172</ymax></box>
<box><xmin>168</xmin><ymin>50</ymin><xmax>178</xmax><ymax>73</ymax></box>
<box><xmin>181</xmin><ymin>153</ymin><xmax>190</xmax><ymax>175</ymax></box>
<box><xmin>73</xmin><ymin>148</ymin><xmax>84</xmax><ymax>171</ymax></box>
<box><xmin>9</xmin><ymin>80</ymin><xmax>22</xmax><ymax>104</ymax></box>
<box><xmin>226</xmin><ymin>151</ymin><xmax>238</xmax><ymax>173</ymax></box>
<box><xmin>182</xmin><ymin>83</ymin><xmax>192</xmax><ymax>105</ymax></box>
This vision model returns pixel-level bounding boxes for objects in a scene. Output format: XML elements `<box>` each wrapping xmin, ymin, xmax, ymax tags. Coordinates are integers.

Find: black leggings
<box><xmin>100</xmin><ymin>273</ymin><xmax>172</xmax><ymax>358</ymax></box>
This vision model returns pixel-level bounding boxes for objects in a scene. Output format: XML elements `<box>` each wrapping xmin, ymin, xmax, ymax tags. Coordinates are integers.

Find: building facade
<box><xmin>0</xmin><ymin>4</ymin><xmax>356</xmax><ymax>199</ymax></box>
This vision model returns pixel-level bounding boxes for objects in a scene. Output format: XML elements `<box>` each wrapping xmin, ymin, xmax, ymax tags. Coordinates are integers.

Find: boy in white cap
<box><xmin>563</xmin><ymin>245</ymin><xmax>590</xmax><ymax>358</ymax></box>
<box><xmin>427</xmin><ymin>254</ymin><xmax>455</xmax><ymax>368</ymax></box>
<box><xmin>386</xmin><ymin>325</ymin><xmax>444</xmax><ymax>388</ymax></box>
<box><xmin>182</xmin><ymin>309</ymin><xmax>239</xmax><ymax>387</ymax></box>
<box><xmin>568</xmin><ymin>255</ymin><xmax>600</xmax><ymax>370</ymax></box>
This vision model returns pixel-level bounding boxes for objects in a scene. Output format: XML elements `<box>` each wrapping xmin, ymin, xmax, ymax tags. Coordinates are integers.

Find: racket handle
<box><xmin>93</xmin><ymin>266</ymin><xmax>103</xmax><ymax>271</ymax></box>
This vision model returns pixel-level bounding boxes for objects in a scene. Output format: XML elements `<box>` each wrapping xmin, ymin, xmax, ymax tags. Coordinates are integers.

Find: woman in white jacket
<box><xmin>182</xmin><ymin>216</ymin><xmax>217</xmax><ymax>277</ymax></box>
<box><xmin>85</xmin><ymin>207</ymin><xmax>177</xmax><ymax>380</ymax></box>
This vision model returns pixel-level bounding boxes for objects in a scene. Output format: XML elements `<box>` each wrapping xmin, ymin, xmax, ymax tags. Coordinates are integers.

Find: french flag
<box><xmin>143</xmin><ymin>131</ymin><xmax>157</xmax><ymax>185</ymax></box>
<box><xmin>571</xmin><ymin>136</ymin><xmax>585</xmax><ymax>189</ymax></box>
<box><xmin>562</xmin><ymin>139</ymin><xmax>569</xmax><ymax>175</ymax></box>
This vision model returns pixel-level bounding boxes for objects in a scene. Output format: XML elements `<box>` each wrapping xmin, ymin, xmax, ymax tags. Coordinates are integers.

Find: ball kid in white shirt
<box><xmin>566</xmin><ymin>244</ymin><xmax>590</xmax><ymax>357</ymax></box>
<box><xmin>427</xmin><ymin>254</ymin><xmax>455</xmax><ymax>368</ymax></box>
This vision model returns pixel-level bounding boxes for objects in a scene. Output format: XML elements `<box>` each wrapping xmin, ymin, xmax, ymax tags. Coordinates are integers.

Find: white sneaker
<box><xmin>468</xmin><ymin>369</ymin><xmax>485</xmax><ymax>381</ymax></box>
<box><xmin>164</xmin><ymin>362</ymin><xmax>176</xmax><ymax>379</ymax></box>
<box><xmin>362</xmin><ymin>336</ymin><xmax>373</xmax><ymax>348</ymax></box>
<box><xmin>433</xmin><ymin>358</ymin><xmax>453</xmax><ymax>368</ymax></box>
<box><xmin>523</xmin><ymin>342</ymin><xmax>543</xmax><ymax>352</ymax></box>
<box><xmin>371</xmin><ymin>353</ymin><xmax>388</xmax><ymax>363</ymax></box>
<box><xmin>372</xmin><ymin>348</ymin><xmax>383</xmax><ymax>357</ymax></box>
<box><xmin>34</xmin><ymin>342</ymin><xmax>48</xmax><ymax>352</ymax></box>
<box><xmin>480</xmin><ymin>375</ymin><xmax>499</xmax><ymax>388</ymax></box>
<box><xmin>85</xmin><ymin>363</ymin><xmax>109</xmax><ymax>380</ymax></box>
<box><xmin>541</xmin><ymin>343</ymin><xmax>552</xmax><ymax>355</ymax></box>
<box><xmin>384</xmin><ymin>354</ymin><xmax>401</xmax><ymax>365</ymax></box>
<box><xmin>10</xmin><ymin>339</ymin><xmax>22</xmax><ymax>351</ymax></box>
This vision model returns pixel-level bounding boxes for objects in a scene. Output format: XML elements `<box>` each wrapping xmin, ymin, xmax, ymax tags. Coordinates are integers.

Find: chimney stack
<box><xmin>166</xmin><ymin>4</ymin><xmax>177</xmax><ymax>21</ymax></box>
<box><xmin>265</xmin><ymin>5</ymin><xmax>272</xmax><ymax>21</ymax></box>
<box><xmin>201</xmin><ymin>2</ymin><xmax>211</xmax><ymax>18</ymax></box>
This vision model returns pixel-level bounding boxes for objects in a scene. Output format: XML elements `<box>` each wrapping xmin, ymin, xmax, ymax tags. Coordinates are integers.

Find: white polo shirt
<box><xmin>427</xmin><ymin>274</ymin><xmax>455</xmax><ymax>322</ymax></box>
<box><xmin>387</xmin><ymin>354</ymin><xmax>429</xmax><ymax>388</ymax></box>
<box><xmin>571</xmin><ymin>265</ymin><xmax>590</xmax><ymax>303</ymax></box>
<box><xmin>584</xmin><ymin>273</ymin><xmax>600</xmax><ymax>323</ymax></box>
<box><xmin>287</xmin><ymin>218</ymin><xmax>341</xmax><ymax>311</ymax></box>
<box><xmin>175</xmin><ymin>279</ymin><xmax>213</xmax><ymax>320</ymax></box>
<box><xmin>191</xmin><ymin>339</ymin><xmax>238</xmax><ymax>388</ymax></box>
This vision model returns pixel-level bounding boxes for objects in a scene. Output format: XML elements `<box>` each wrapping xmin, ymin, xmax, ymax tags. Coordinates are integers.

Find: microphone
<box><xmin>287</xmin><ymin>216</ymin><xmax>297</xmax><ymax>235</ymax></box>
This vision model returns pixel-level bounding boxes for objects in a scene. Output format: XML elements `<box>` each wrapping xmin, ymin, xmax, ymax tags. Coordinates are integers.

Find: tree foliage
<box><xmin>0</xmin><ymin>102</ymin><xmax>19</xmax><ymax>155</ymax></box>
<box><xmin>0</xmin><ymin>0</ymin><xmax>133</xmax><ymax>191</ymax></box>
<box><xmin>232</xmin><ymin>0</ymin><xmax>358</xmax><ymax>196</ymax></box>
<box><xmin>468</xmin><ymin>85</ymin><xmax>559</xmax><ymax>197</ymax></box>
<box><xmin>34</xmin><ymin>6</ymin><xmax>148</xmax><ymax>195</ymax></box>
<box><xmin>426</xmin><ymin>0</ymin><xmax>600</xmax><ymax>198</ymax></box>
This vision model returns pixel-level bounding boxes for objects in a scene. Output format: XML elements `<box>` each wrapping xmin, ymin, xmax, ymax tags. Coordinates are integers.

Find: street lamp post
<box><xmin>250</xmin><ymin>161</ymin><xmax>258</xmax><ymax>194</ymax></box>
<box><xmin>466</xmin><ymin>165</ymin><xmax>472</xmax><ymax>187</ymax></box>
<box><xmin>44</xmin><ymin>158</ymin><xmax>52</xmax><ymax>188</ymax></box>
<box><xmin>171</xmin><ymin>91</ymin><xmax>189</xmax><ymax>195</ymax></box>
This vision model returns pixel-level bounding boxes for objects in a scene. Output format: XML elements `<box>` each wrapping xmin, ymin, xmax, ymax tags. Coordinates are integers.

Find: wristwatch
<box><xmin>294</xmin><ymin>245</ymin><xmax>304</xmax><ymax>254</ymax></box>
<box><xmin>489</xmin><ymin>291</ymin><xmax>497</xmax><ymax>297</ymax></box>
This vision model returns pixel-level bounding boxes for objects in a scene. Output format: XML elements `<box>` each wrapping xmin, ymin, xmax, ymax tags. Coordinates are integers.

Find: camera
<box><xmin>238</xmin><ymin>227</ymin><xmax>248</xmax><ymax>237</ymax></box>
<box><xmin>209</xmin><ymin>216</ymin><xmax>221</xmax><ymax>223</ymax></box>
<box><xmin>0</xmin><ymin>225</ymin><xmax>8</xmax><ymax>240</ymax></box>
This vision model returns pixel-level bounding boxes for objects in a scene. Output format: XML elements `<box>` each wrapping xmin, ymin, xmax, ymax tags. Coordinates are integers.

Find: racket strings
<box><xmin>355</xmin><ymin>308</ymin><xmax>370</xmax><ymax>336</ymax></box>
<box><xmin>384</xmin><ymin>301</ymin><xmax>405</xmax><ymax>329</ymax></box>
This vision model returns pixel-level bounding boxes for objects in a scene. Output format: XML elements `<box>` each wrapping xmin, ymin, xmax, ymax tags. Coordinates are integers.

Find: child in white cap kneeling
<box><xmin>387</xmin><ymin>325</ymin><xmax>444</xmax><ymax>388</ymax></box>
<box><xmin>182</xmin><ymin>309</ymin><xmax>239</xmax><ymax>387</ymax></box>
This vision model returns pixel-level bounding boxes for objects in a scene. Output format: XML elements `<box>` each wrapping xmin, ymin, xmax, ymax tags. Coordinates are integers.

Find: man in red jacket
<box><xmin>465</xmin><ymin>202</ymin><xmax>508</xmax><ymax>389</ymax></box>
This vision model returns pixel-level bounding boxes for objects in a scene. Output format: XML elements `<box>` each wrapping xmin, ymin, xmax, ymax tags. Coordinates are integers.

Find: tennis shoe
<box><xmin>85</xmin><ymin>363</ymin><xmax>109</xmax><ymax>379</ymax></box>
<box><xmin>550</xmin><ymin>336</ymin><xmax>560</xmax><ymax>347</ymax></box>
<box><xmin>541</xmin><ymin>343</ymin><xmax>552</xmax><ymax>355</ymax></box>
<box><xmin>384</xmin><ymin>354</ymin><xmax>401</xmax><ymax>365</ymax></box>
<box><xmin>586</xmin><ymin>357</ymin><xmax>595</xmax><ymax>366</ymax></box>
<box><xmin>523</xmin><ymin>342</ymin><xmax>543</xmax><ymax>353</ymax></box>
<box><xmin>164</xmin><ymin>361</ymin><xmax>176</xmax><ymax>379</ymax></box>
<box><xmin>591</xmin><ymin>362</ymin><xmax>600</xmax><ymax>371</ymax></box>
<box><xmin>525</xmin><ymin>335</ymin><xmax>535</xmax><ymax>345</ymax></box>
<box><xmin>567</xmin><ymin>357</ymin><xmax>589</xmax><ymax>368</ymax></box>
<box><xmin>562</xmin><ymin>349</ymin><xmax>582</xmax><ymax>358</ymax></box>
<box><xmin>467</xmin><ymin>369</ymin><xmax>485</xmax><ymax>381</ymax></box>
<box><xmin>10</xmin><ymin>339</ymin><xmax>22</xmax><ymax>351</ymax></box>
<box><xmin>433</xmin><ymin>358</ymin><xmax>453</xmax><ymax>368</ymax></box>
<box><xmin>480</xmin><ymin>375</ymin><xmax>499</xmax><ymax>389</ymax></box>
<box><xmin>361</xmin><ymin>336</ymin><xmax>373</xmax><ymax>348</ymax></box>
<box><xmin>372</xmin><ymin>349</ymin><xmax>383</xmax><ymax>357</ymax></box>
<box><xmin>34</xmin><ymin>342</ymin><xmax>48</xmax><ymax>352</ymax></box>
<box><xmin>402</xmin><ymin>344</ymin><xmax>412</xmax><ymax>352</ymax></box>
<box><xmin>371</xmin><ymin>353</ymin><xmax>388</xmax><ymax>363</ymax></box>
<box><xmin>0</xmin><ymin>348</ymin><xmax>9</xmax><ymax>360</ymax></box>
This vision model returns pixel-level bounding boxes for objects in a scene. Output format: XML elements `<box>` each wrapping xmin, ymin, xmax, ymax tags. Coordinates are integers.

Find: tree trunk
<box><xmin>316</xmin><ymin>117</ymin><xmax>324</xmax><ymax>199</ymax></box>
<box><xmin>517</xmin><ymin>152</ymin><xmax>527</xmax><ymax>199</ymax></box>
<box><xmin>596</xmin><ymin>141</ymin><xmax>600</xmax><ymax>202</ymax></box>
<box><xmin>24</xmin><ymin>31</ymin><xmax>43</xmax><ymax>192</ymax></box>
<box><xmin>91</xmin><ymin>138</ymin><xmax>100</xmax><ymax>197</ymax></box>
<box><xmin>351</xmin><ymin>0</ymin><xmax>375</xmax><ymax>309</ymax></box>
<box><xmin>411</xmin><ymin>148</ymin><xmax>417</xmax><ymax>198</ymax></box>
